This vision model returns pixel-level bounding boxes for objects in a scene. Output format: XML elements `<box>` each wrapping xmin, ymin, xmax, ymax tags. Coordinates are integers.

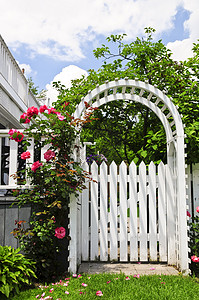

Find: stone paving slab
<box><xmin>78</xmin><ymin>262</ymin><xmax>179</xmax><ymax>276</ymax></box>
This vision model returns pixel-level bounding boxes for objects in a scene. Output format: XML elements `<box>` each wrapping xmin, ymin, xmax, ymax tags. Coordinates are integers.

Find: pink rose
<box><xmin>20</xmin><ymin>113</ymin><xmax>31</xmax><ymax>124</ymax></box>
<box><xmin>31</xmin><ymin>161</ymin><xmax>43</xmax><ymax>172</ymax></box>
<box><xmin>56</xmin><ymin>112</ymin><xmax>65</xmax><ymax>121</ymax></box>
<box><xmin>96</xmin><ymin>291</ymin><xmax>103</xmax><ymax>296</ymax></box>
<box><xmin>44</xmin><ymin>150</ymin><xmax>56</xmax><ymax>161</ymax></box>
<box><xmin>21</xmin><ymin>151</ymin><xmax>31</xmax><ymax>160</ymax></box>
<box><xmin>82</xmin><ymin>283</ymin><xmax>87</xmax><ymax>287</ymax></box>
<box><xmin>191</xmin><ymin>255</ymin><xmax>199</xmax><ymax>263</ymax></box>
<box><xmin>55</xmin><ymin>227</ymin><xmax>66</xmax><ymax>239</ymax></box>
<box><xmin>196</xmin><ymin>206</ymin><xmax>199</xmax><ymax>213</ymax></box>
<box><xmin>27</xmin><ymin>106</ymin><xmax>39</xmax><ymax>118</ymax></box>
<box><xmin>8</xmin><ymin>129</ymin><xmax>16</xmax><ymax>136</ymax></box>
<box><xmin>9</xmin><ymin>129</ymin><xmax>24</xmax><ymax>142</ymax></box>
<box><xmin>39</xmin><ymin>105</ymin><xmax>48</xmax><ymax>113</ymax></box>
<box><xmin>187</xmin><ymin>211</ymin><xmax>191</xmax><ymax>217</ymax></box>
<box><xmin>48</xmin><ymin>107</ymin><xmax>57</xmax><ymax>114</ymax></box>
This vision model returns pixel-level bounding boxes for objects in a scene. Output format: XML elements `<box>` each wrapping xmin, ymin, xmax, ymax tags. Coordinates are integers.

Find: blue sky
<box><xmin>0</xmin><ymin>0</ymin><xmax>198</xmax><ymax>102</ymax></box>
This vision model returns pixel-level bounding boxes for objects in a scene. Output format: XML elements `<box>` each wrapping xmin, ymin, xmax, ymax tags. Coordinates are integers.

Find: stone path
<box><xmin>78</xmin><ymin>262</ymin><xmax>179</xmax><ymax>276</ymax></box>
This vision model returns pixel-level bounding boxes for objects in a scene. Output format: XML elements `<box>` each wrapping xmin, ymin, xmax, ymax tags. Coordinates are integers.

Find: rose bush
<box><xmin>11</xmin><ymin>102</ymin><xmax>96</xmax><ymax>281</ymax></box>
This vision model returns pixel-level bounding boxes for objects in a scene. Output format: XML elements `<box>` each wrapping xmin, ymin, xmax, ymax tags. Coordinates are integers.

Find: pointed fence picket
<box><xmin>139</xmin><ymin>161</ymin><xmax>147</xmax><ymax>261</ymax></box>
<box><xmin>90</xmin><ymin>162</ymin><xmax>99</xmax><ymax>260</ymax></box>
<box><xmin>129</xmin><ymin>161</ymin><xmax>138</xmax><ymax>261</ymax></box>
<box><xmin>109</xmin><ymin>161</ymin><xmax>117</xmax><ymax>261</ymax></box>
<box><xmin>148</xmin><ymin>162</ymin><xmax>157</xmax><ymax>261</ymax></box>
<box><xmin>158</xmin><ymin>162</ymin><xmax>167</xmax><ymax>261</ymax></box>
<box><xmin>80</xmin><ymin>160</ymin><xmax>175</xmax><ymax>263</ymax></box>
<box><xmin>100</xmin><ymin>162</ymin><xmax>108</xmax><ymax>261</ymax></box>
<box><xmin>119</xmin><ymin>161</ymin><xmax>128</xmax><ymax>261</ymax></box>
<box><xmin>81</xmin><ymin>162</ymin><xmax>89</xmax><ymax>261</ymax></box>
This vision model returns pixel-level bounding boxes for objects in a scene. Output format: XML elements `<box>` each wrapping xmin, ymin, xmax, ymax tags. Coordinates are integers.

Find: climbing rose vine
<box><xmin>11</xmin><ymin>102</ymin><xmax>97</xmax><ymax>280</ymax></box>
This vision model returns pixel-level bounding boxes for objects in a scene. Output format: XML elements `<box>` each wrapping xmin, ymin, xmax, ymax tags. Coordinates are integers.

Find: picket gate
<box><xmin>79</xmin><ymin>160</ymin><xmax>175</xmax><ymax>263</ymax></box>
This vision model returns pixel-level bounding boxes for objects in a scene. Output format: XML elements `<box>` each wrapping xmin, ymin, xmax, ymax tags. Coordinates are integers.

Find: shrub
<box><xmin>12</xmin><ymin>217</ymin><xmax>59</xmax><ymax>280</ymax></box>
<box><xmin>189</xmin><ymin>207</ymin><xmax>199</xmax><ymax>276</ymax></box>
<box><xmin>0</xmin><ymin>245</ymin><xmax>36</xmax><ymax>299</ymax></box>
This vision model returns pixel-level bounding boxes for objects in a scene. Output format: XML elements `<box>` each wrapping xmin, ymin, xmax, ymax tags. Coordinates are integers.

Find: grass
<box><xmin>10</xmin><ymin>273</ymin><xmax>199</xmax><ymax>300</ymax></box>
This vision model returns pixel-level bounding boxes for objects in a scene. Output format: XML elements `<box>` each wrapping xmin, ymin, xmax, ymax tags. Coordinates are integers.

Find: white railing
<box><xmin>0</xmin><ymin>130</ymin><xmax>38</xmax><ymax>190</ymax></box>
<box><xmin>0</xmin><ymin>35</ymin><xmax>40</xmax><ymax>109</ymax></box>
<box><xmin>0</xmin><ymin>36</ymin><xmax>28</xmax><ymax>104</ymax></box>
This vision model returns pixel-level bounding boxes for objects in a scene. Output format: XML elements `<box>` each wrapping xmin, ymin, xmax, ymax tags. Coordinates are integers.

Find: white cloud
<box><xmin>166</xmin><ymin>0</ymin><xmax>199</xmax><ymax>61</ymax></box>
<box><xmin>167</xmin><ymin>39</ymin><xmax>193</xmax><ymax>61</ymax></box>
<box><xmin>46</xmin><ymin>65</ymin><xmax>88</xmax><ymax>105</ymax></box>
<box><xmin>0</xmin><ymin>0</ymin><xmax>193</xmax><ymax>62</ymax></box>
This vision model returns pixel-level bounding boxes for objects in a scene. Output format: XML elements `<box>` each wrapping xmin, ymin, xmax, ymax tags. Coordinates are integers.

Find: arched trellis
<box><xmin>69</xmin><ymin>78</ymin><xmax>189</xmax><ymax>274</ymax></box>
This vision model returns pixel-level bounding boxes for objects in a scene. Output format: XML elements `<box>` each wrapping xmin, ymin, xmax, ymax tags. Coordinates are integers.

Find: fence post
<box><xmin>176</xmin><ymin>136</ymin><xmax>189</xmax><ymax>274</ymax></box>
<box><xmin>77</xmin><ymin>191</ymin><xmax>82</xmax><ymax>266</ymax></box>
<box><xmin>166</xmin><ymin>164</ymin><xmax>176</xmax><ymax>265</ymax></box>
<box><xmin>68</xmin><ymin>193</ymin><xmax>78</xmax><ymax>274</ymax></box>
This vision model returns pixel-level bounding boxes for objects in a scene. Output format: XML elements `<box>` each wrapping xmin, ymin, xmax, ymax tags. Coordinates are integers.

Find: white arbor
<box><xmin>69</xmin><ymin>78</ymin><xmax>189</xmax><ymax>274</ymax></box>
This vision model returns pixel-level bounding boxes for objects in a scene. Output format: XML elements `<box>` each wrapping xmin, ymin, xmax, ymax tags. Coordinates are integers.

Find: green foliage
<box><xmin>189</xmin><ymin>213</ymin><xmax>199</xmax><ymax>276</ymax></box>
<box><xmin>28</xmin><ymin>77</ymin><xmax>46</xmax><ymax>99</ymax></box>
<box><xmin>0</xmin><ymin>245</ymin><xmax>36</xmax><ymax>299</ymax></box>
<box><xmin>53</xmin><ymin>28</ymin><xmax>199</xmax><ymax>164</ymax></box>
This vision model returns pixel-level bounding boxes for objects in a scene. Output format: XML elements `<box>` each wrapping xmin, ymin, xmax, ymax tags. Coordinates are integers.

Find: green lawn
<box><xmin>10</xmin><ymin>273</ymin><xmax>199</xmax><ymax>300</ymax></box>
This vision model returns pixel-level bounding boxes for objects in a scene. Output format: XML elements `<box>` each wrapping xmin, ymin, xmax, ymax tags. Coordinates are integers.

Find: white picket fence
<box><xmin>0</xmin><ymin>131</ymin><xmax>199</xmax><ymax>273</ymax></box>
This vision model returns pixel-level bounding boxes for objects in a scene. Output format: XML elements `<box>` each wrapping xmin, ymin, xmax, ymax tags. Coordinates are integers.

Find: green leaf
<box><xmin>0</xmin><ymin>284</ymin><xmax>11</xmax><ymax>298</ymax></box>
<box><xmin>0</xmin><ymin>275</ymin><xmax>6</xmax><ymax>284</ymax></box>
<box><xmin>140</xmin><ymin>150</ymin><xmax>147</xmax><ymax>158</ymax></box>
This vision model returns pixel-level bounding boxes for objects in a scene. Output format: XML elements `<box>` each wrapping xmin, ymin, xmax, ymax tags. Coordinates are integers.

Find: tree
<box><xmin>53</xmin><ymin>28</ymin><xmax>199</xmax><ymax>165</ymax></box>
<box><xmin>28</xmin><ymin>77</ymin><xmax>47</xmax><ymax>100</ymax></box>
